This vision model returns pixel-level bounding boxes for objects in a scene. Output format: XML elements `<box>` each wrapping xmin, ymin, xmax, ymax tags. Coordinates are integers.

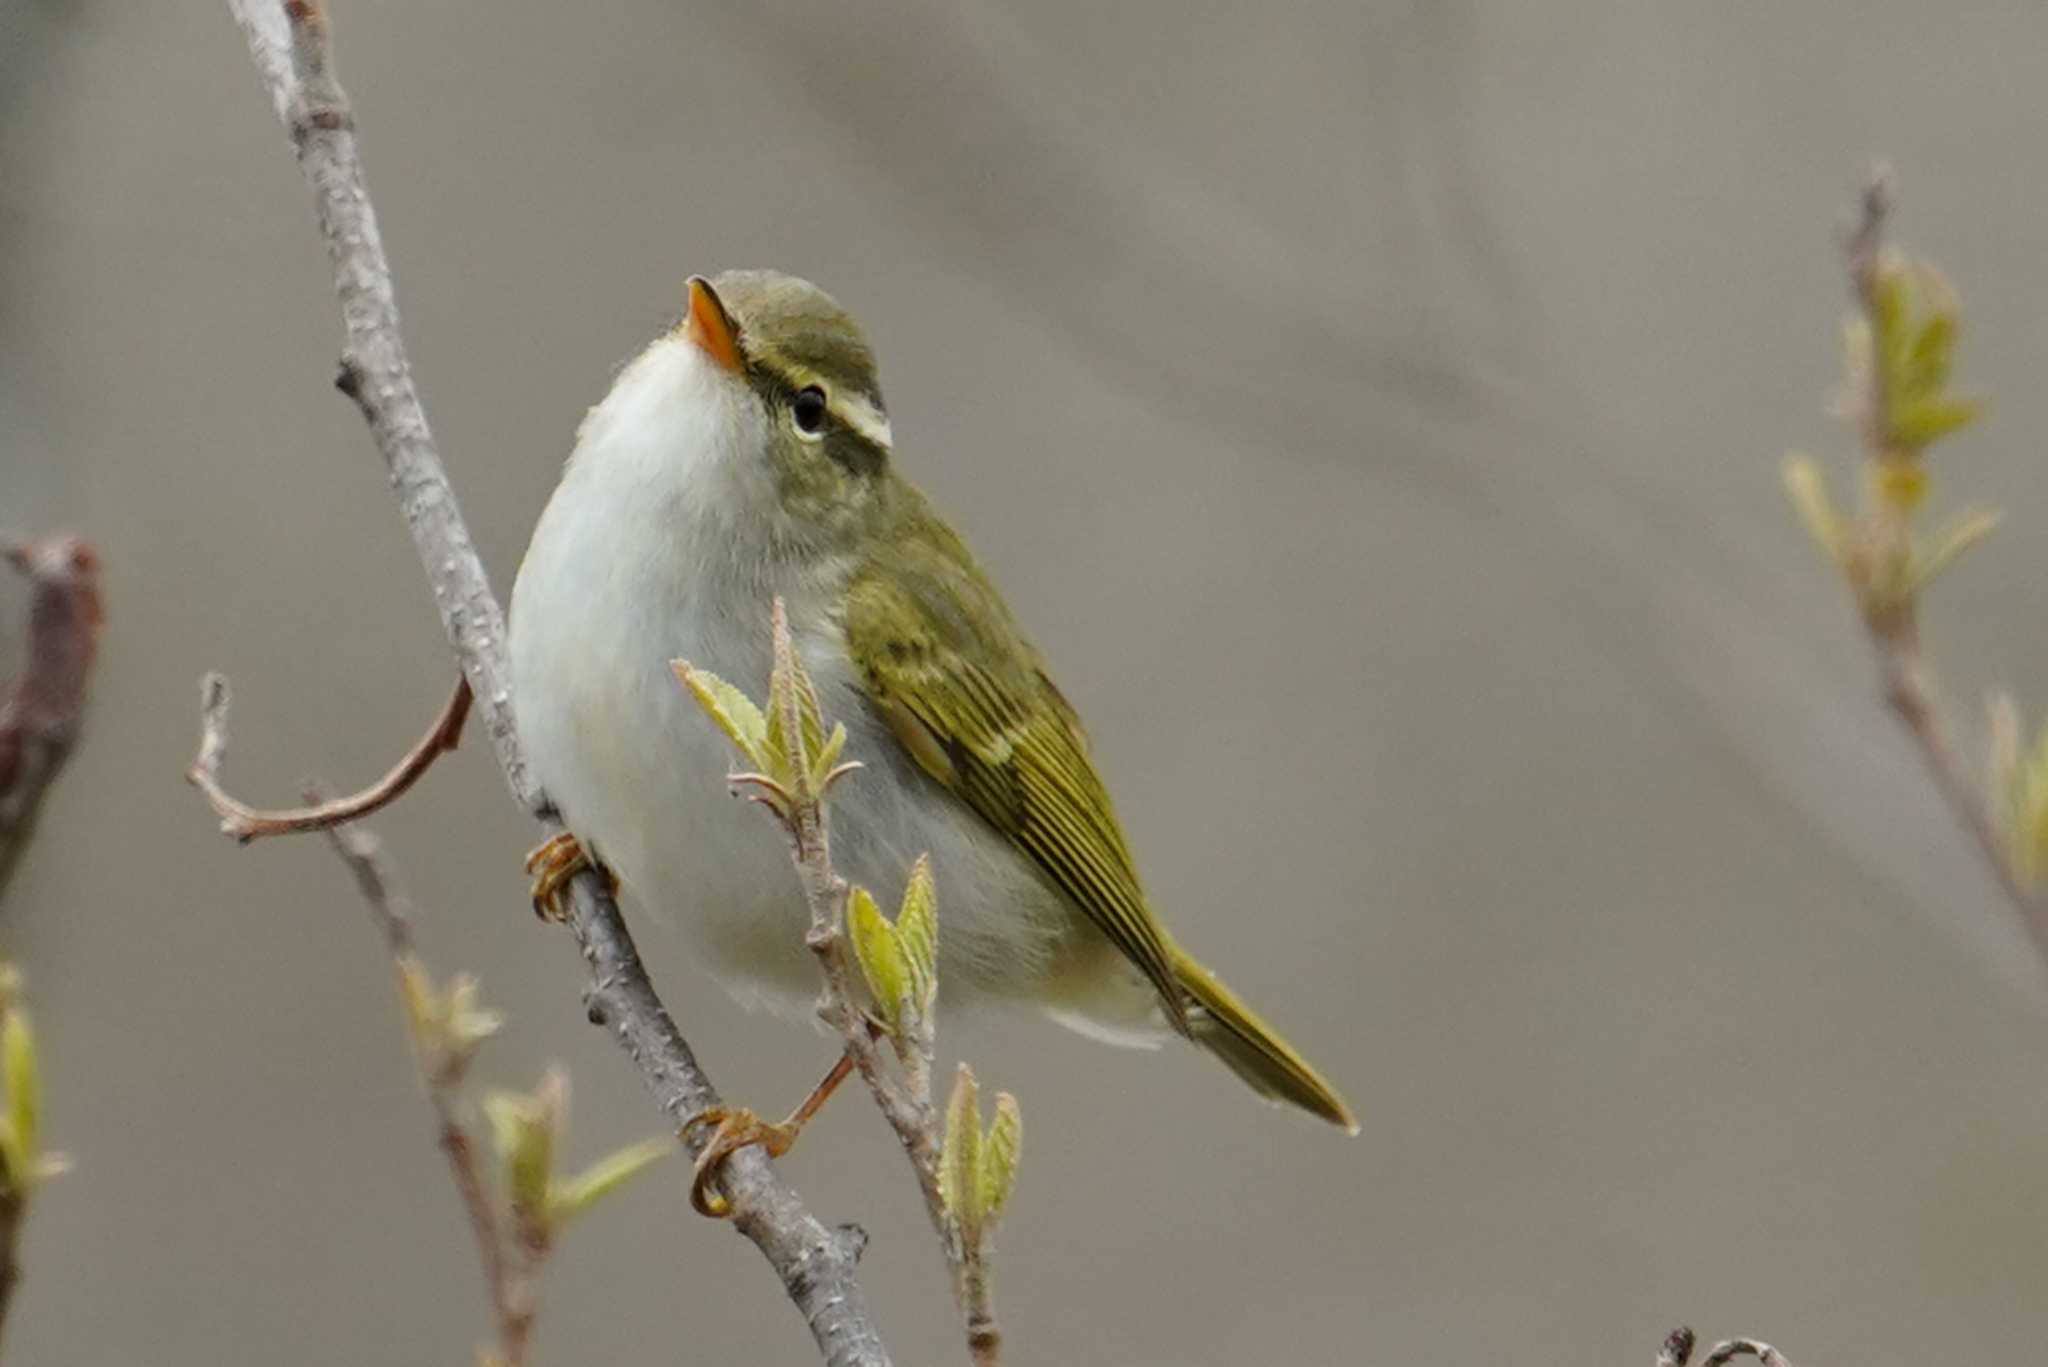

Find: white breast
<box><xmin>508</xmin><ymin>338</ymin><xmax>1160</xmax><ymax>1036</ymax></box>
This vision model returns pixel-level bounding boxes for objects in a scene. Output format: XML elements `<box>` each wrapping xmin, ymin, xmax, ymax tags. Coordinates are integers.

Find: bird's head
<box><xmin>674</xmin><ymin>270</ymin><xmax>895</xmax><ymax>537</ymax></box>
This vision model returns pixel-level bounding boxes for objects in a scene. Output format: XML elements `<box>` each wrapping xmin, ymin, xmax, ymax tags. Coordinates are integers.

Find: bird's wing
<box><xmin>841</xmin><ymin>550</ymin><xmax>1187</xmax><ymax>1028</ymax></box>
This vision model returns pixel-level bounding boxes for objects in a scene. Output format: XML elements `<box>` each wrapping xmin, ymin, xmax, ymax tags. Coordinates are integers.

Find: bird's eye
<box><xmin>792</xmin><ymin>386</ymin><xmax>829</xmax><ymax>437</ymax></box>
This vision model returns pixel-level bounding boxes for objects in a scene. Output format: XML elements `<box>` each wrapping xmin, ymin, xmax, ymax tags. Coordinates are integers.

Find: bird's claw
<box><xmin>524</xmin><ymin>832</ymin><xmax>615</xmax><ymax>922</ymax></box>
<box><xmin>683</xmin><ymin>1107</ymin><xmax>798</xmax><ymax>1219</ymax></box>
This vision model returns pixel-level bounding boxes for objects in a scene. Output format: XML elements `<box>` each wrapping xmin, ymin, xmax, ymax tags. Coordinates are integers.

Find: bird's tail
<box><xmin>1173</xmin><ymin>948</ymin><xmax>1359</xmax><ymax>1134</ymax></box>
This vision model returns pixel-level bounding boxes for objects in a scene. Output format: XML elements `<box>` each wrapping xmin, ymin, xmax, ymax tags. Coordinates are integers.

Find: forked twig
<box><xmin>188</xmin><ymin>675</ymin><xmax>471</xmax><ymax>842</ymax></box>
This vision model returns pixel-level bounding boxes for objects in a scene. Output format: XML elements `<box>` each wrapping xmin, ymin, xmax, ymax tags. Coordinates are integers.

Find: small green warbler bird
<box><xmin>509</xmin><ymin>271</ymin><xmax>1355</xmax><ymax>1135</ymax></box>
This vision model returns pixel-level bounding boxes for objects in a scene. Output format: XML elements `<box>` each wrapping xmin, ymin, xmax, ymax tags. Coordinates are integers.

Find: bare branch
<box><xmin>0</xmin><ymin>533</ymin><xmax>102</xmax><ymax>903</ymax></box>
<box><xmin>209</xmin><ymin>3</ymin><xmax>893</xmax><ymax>1362</ymax></box>
<box><xmin>189</xmin><ymin>676</ymin><xmax>471</xmax><ymax>842</ymax></box>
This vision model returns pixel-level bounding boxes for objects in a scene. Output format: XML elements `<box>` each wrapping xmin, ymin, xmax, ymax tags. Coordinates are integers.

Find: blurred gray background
<box><xmin>5</xmin><ymin>1</ymin><xmax>2048</xmax><ymax>1362</ymax></box>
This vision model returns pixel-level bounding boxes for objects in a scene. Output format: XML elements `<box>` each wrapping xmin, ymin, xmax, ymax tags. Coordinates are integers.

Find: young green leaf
<box><xmin>397</xmin><ymin>956</ymin><xmax>501</xmax><ymax>1083</ymax></box>
<box><xmin>486</xmin><ymin>1070</ymin><xmax>567</xmax><ymax>1226</ymax></box>
<box><xmin>671</xmin><ymin>661</ymin><xmax>770</xmax><ymax>770</ymax></box>
<box><xmin>1870</xmin><ymin>257</ymin><xmax>1910</xmax><ymax>377</ymax></box>
<box><xmin>1889</xmin><ymin>395</ymin><xmax>1983</xmax><ymax>451</ymax></box>
<box><xmin>4</xmin><ymin>1006</ymin><xmax>40</xmax><ymax>1177</ymax></box>
<box><xmin>808</xmin><ymin>721</ymin><xmax>850</xmax><ymax>794</ymax></box>
<box><xmin>1782</xmin><ymin>456</ymin><xmax>1844</xmax><ymax>565</ymax></box>
<box><xmin>1902</xmin><ymin>311</ymin><xmax>1956</xmax><ymax>396</ymax></box>
<box><xmin>896</xmin><ymin>854</ymin><xmax>939</xmax><ymax>1015</ymax></box>
<box><xmin>765</xmin><ymin>598</ymin><xmax>829</xmax><ymax>784</ymax></box>
<box><xmin>442</xmin><ymin>974</ymin><xmax>505</xmax><ymax>1061</ymax></box>
<box><xmin>940</xmin><ymin>1063</ymin><xmax>983</xmax><ymax>1231</ymax></box>
<box><xmin>978</xmin><ymin>1091</ymin><xmax>1022</xmax><ymax>1225</ymax></box>
<box><xmin>848</xmin><ymin>885</ymin><xmax>912</xmax><ymax>1029</ymax></box>
<box><xmin>1910</xmin><ymin>506</ymin><xmax>2002</xmax><ymax>592</ymax></box>
<box><xmin>547</xmin><ymin>1135</ymin><xmax>675</xmax><ymax>1228</ymax></box>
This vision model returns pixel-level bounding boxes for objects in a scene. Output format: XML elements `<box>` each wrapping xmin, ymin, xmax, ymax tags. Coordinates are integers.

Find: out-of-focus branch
<box><xmin>207</xmin><ymin>4</ymin><xmax>893</xmax><ymax>1363</ymax></box>
<box><xmin>0</xmin><ymin>534</ymin><xmax>102</xmax><ymax>903</ymax></box>
<box><xmin>304</xmin><ymin>775</ymin><xmax>537</xmax><ymax>1366</ymax></box>
<box><xmin>1839</xmin><ymin>176</ymin><xmax>2041</xmax><ymax>939</ymax></box>
<box><xmin>192</xmin><ymin>698</ymin><xmax>670</xmax><ymax>1366</ymax></box>
<box><xmin>1783</xmin><ymin>170</ymin><xmax>2048</xmax><ymax>957</ymax></box>
<box><xmin>1660</xmin><ymin>1326</ymin><xmax>1799</xmax><ymax>1367</ymax></box>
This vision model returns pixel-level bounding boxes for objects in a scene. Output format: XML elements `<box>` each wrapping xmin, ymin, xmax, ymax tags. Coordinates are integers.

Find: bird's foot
<box><xmin>524</xmin><ymin>832</ymin><xmax>615</xmax><ymax>922</ymax></box>
<box><xmin>683</xmin><ymin>1108</ymin><xmax>800</xmax><ymax>1218</ymax></box>
<box><xmin>681</xmin><ymin>1049</ymin><xmax>857</xmax><ymax>1218</ymax></box>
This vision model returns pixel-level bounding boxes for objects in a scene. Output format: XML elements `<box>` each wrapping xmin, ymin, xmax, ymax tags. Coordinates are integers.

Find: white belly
<box><xmin>507</xmin><ymin>338</ymin><xmax>1160</xmax><ymax>1037</ymax></box>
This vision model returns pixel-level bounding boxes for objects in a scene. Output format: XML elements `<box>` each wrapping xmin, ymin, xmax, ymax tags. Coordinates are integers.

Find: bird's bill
<box><xmin>684</xmin><ymin>276</ymin><xmax>744</xmax><ymax>374</ymax></box>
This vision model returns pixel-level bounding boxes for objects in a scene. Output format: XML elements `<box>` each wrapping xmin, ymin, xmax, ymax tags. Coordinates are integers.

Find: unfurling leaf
<box><xmin>848</xmin><ymin>885</ymin><xmax>912</xmax><ymax>1030</ymax></box>
<box><xmin>672</xmin><ymin>661</ymin><xmax>770</xmax><ymax>771</ymax></box>
<box><xmin>486</xmin><ymin>1069</ymin><xmax>568</xmax><ymax>1230</ymax></box>
<box><xmin>897</xmin><ymin>856</ymin><xmax>942</xmax><ymax>1016</ymax></box>
<box><xmin>1910</xmin><ymin>506</ymin><xmax>2002</xmax><ymax>591</ymax></box>
<box><xmin>547</xmin><ymin>1135</ymin><xmax>675</xmax><ymax>1228</ymax></box>
<box><xmin>1889</xmin><ymin>395</ymin><xmax>1983</xmax><ymax>451</ymax></box>
<box><xmin>1783</xmin><ymin>456</ymin><xmax>1844</xmax><ymax>564</ymax></box>
<box><xmin>397</xmin><ymin>956</ymin><xmax>501</xmax><ymax>1084</ymax></box>
<box><xmin>4</xmin><ymin>1006</ymin><xmax>39</xmax><ymax>1179</ymax></box>
<box><xmin>0</xmin><ymin>975</ymin><xmax>64</xmax><ymax>1192</ymax></box>
<box><xmin>940</xmin><ymin>1063</ymin><xmax>982</xmax><ymax>1231</ymax></box>
<box><xmin>442</xmin><ymin>975</ymin><xmax>505</xmax><ymax>1059</ymax></box>
<box><xmin>765</xmin><ymin>598</ymin><xmax>829</xmax><ymax>790</ymax></box>
<box><xmin>1903</xmin><ymin>311</ymin><xmax>1955</xmax><ymax>396</ymax></box>
<box><xmin>808</xmin><ymin>721</ymin><xmax>850</xmax><ymax>794</ymax></box>
<box><xmin>978</xmin><ymin>1092</ymin><xmax>1022</xmax><ymax>1224</ymax></box>
<box><xmin>1861</xmin><ymin>255</ymin><xmax>1980</xmax><ymax>456</ymax></box>
<box><xmin>897</xmin><ymin>854</ymin><xmax>939</xmax><ymax>1016</ymax></box>
<box><xmin>1869</xmin><ymin>254</ymin><xmax>1909</xmax><ymax>369</ymax></box>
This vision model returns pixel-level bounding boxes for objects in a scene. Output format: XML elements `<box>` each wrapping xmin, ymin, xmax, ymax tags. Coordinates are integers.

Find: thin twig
<box><xmin>208</xmin><ymin>4</ymin><xmax>892</xmax><ymax>1363</ymax></box>
<box><xmin>0</xmin><ymin>534</ymin><xmax>102</xmax><ymax>904</ymax></box>
<box><xmin>1839</xmin><ymin>174</ymin><xmax>2048</xmax><ymax>956</ymax></box>
<box><xmin>189</xmin><ymin>675</ymin><xmax>471</xmax><ymax>842</ymax></box>
<box><xmin>306</xmin><ymin>777</ymin><xmax>535</xmax><ymax>1365</ymax></box>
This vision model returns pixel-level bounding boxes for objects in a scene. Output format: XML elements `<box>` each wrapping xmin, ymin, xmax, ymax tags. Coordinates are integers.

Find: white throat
<box><xmin>558</xmin><ymin>337</ymin><xmax>788</xmax><ymax>587</ymax></box>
